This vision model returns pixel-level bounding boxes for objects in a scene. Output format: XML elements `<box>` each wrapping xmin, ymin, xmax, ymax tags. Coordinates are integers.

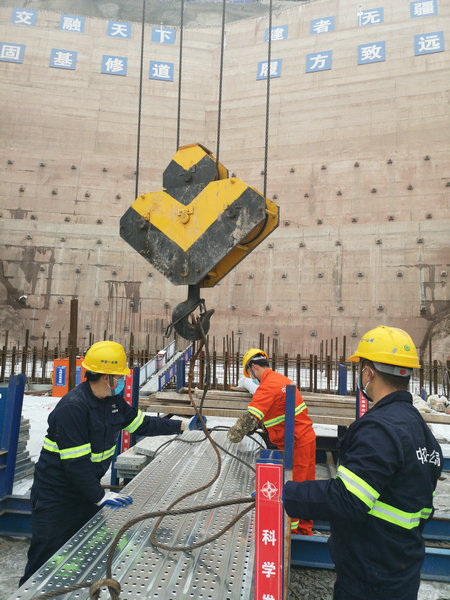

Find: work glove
<box><xmin>227</xmin><ymin>411</ymin><xmax>259</xmax><ymax>443</ymax></box>
<box><xmin>189</xmin><ymin>414</ymin><xmax>207</xmax><ymax>430</ymax></box>
<box><xmin>96</xmin><ymin>492</ymin><xmax>133</xmax><ymax>507</ymax></box>
<box><xmin>238</xmin><ymin>376</ymin><xmax>259</xmax><ymax>396</ymax></box>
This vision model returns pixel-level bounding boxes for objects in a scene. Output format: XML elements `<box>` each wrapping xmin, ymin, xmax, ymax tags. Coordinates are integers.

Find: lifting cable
<box><xmin>176</xmin><ymin>0</ymin><xmax>185</xmax><ymax>149</ymax></box>
<box><xmin>134</xmin><ymin>0</ymin><xmax>146</xmax><ymax>200</ymax></box>
<box><xmin>33</xmin><ymin>321</ymin><xmax>255</xmax><ymax>600</ymax></box>
<box><xmin>240</xmin><ymin>0</ymin><xmax>272</xmax><ymax>246</ymax></box>
<box><xmin>215</xmin><ymin>0</ymin><xmax>227</xmax><ymax>179</ymax></box>
<box><xmin>33</xmin><ymin>5</ymin><xmax>283</xmax><ymax>596</ymax></box>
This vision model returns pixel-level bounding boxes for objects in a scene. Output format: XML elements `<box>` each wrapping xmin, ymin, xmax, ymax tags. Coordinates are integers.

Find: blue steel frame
<box><xmin>0</xmin><ymin>374</ymin><xmax>31</xmax><ymax>537</ymax></box>
<box><xmin>290</xmin><ymin>534</ymin><xmax>450</xmax><ymax>582</ymax></box>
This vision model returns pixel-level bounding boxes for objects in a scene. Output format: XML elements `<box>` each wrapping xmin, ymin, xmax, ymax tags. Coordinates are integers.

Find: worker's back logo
<box><xmin>261</xmin><ymin>480</ymin><xmax>278</xmax><ymax>500</ymax></box>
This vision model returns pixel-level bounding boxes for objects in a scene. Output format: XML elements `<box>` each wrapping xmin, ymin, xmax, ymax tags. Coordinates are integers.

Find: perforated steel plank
<box><xmin>12</xmin><ymin>432</ymin><xmax>257</xmax><ymax>599</ymax></box>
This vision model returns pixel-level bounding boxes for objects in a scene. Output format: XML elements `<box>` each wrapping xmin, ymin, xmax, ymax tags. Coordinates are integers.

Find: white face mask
<box><xmin>359</xmin><ymin>366</ymin><xmax>372</xmax><ymax>401</ymax></box>
<box><xmin>251</xmin><ymin>378</ymin><xmax>259</xmax><ymax>385</ymax></box>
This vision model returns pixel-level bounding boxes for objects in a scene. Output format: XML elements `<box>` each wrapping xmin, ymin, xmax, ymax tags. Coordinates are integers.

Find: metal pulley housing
<box><xmin>120</xmin><ymin>143</ymin><xmax>279</xmax><ymax>338</ymax></box>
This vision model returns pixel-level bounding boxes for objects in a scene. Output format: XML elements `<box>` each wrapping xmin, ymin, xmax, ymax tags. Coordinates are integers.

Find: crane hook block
<box><xmin>120</xmin><ymin>144</ymin><xmax>279</xmax><ymax>288</ymax></box>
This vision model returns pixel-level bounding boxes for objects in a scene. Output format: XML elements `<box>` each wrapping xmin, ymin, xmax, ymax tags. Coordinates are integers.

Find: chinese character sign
<box><xmin>310</xmin><ymin>17</ymin><xmax>335</xmax><ymax>34</ymax></box>
<box><xmin>151</xmin><ymin>26</ymin><xmax>175</xmax><ymax>44</ymax></box>
<box><xmin>121</xmin><ymin>373</ymin><xmax>134</xmax><ymax>452</ymax></box>
<box><xmin>358</xmin><ymin>41</ymin><xmax>386</xmax><ymax>64</ymax></box>
<box><xmin>357</xmin><ymin>8</ymin><xmax>384</xmax><ymax>26</ymax></box>
<box><xmin>11</xmin><ymin>9</ymin><xmax>37</xmax><ymax>26</ymax></box>
<box><xmin>264</xmin><ymin>25</ymin><xmax>288</xmax><ymax>42</ymax></box>
<box><xmin>149</xmin><ymin>61</ymin><xmax>174</xmax><ymax>81</ymax></box>
<box><xmin>101</xmin><ymin>55</ymin><xmax>127</xmax><ymax>75</ymax></box>
<box><xmin>54</xmin><ymin>366</ymin><xmax>66</xmax><ymax>387</ymax></box>
<box><xmin>108</xmin><ymin>21</ymin><xmax>132</xmax><ymax>39</ymax></box>
<box><xmin>49</xmin><ymin>49</ymin><xmax>77</xmax><ymax>70</ymax></box>
<box><xmin>256</xmin><ymin>59</ymin><xmax>282</xmax><ymax>80</ymax></box>
<box><xmin>60</xmin><ymin>15</ymin><xmax>85</xmax><ymax>33</ymax></box>
<box><xmin>410</xmin><ymin>0</ymin><xmax>438</xmax><ymax>18</ymax></box>
<box><xmin>255</xmin><ymin>462</ymin><xmax>283</xmax><ymax>600</ymax></box>
<box><xmin>306</xmin><ymin>51</ymin><xmax>332</xmax><ymax>73</ymax></box>
<box><xmin>414</xmin><ymin>31</ymin><xmax>444</xmax><ymax>55</ymax></box>
<box><xmin>0</xmin><ymin>42</ymin><xmax>25</xmax><ymax>63</ymax></box>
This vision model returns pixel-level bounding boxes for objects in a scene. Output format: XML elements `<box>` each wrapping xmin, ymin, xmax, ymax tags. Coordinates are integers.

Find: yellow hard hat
<box><xmin>82</xmin><ymin>341</ymin><xmax>131</xmax><ymax>376</ymax></box>
<box><xmin>242</xmin><ymin>348</ymin><xmax>269</xmax><ymax>378</ymax></box>
<box><xmin>347</xmin><ymin>326</ymin><xmax>420</xmax><ymax>370</ymax></box>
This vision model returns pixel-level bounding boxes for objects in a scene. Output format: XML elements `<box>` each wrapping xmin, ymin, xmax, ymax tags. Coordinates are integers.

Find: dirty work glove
<box><xmin>227</xmin><ymin>411</ymin><xmax>259</xmax><ymax>443</ymax></box>
<box><xmin>189</xmin><ymin>414</ymin><xmax>207</xmax><ymax>430</ymax></box>
<box><xmin>96</xmin><ymin>492</ymin><xmax>133</xmax><ymax>507</ymax></box>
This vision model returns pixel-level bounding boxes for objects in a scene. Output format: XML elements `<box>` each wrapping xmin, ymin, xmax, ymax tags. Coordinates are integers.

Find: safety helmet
<box><xmin>347</xmin><ymin>326</ymin><xmax>420</xmax><ymax>374</ymax></box>
<box><xmin>81</xmin><ymin>341</ymin><xmax>131</xmax><ymax>376</ymax></box>
<box><xmin>242</xmin><ymin>348</ymin><xmax>269</xmax><ymax>378</ymax></box>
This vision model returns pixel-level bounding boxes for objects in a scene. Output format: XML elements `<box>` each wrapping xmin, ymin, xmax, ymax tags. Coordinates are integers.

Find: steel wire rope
<box><xmin>31</xmin><ymin>320</ymin><xmax>256</xmax><ymax>599</ymax></box>
<box><xmin>134</xmin><ymin>0</ymin><xmax>146</xmax><ymax>200</ymax></box>
<box><xmin>176</xmin><ymin>0</ymin><xmax>185</xmax><ymax>149</ymax></box>
<box><xmin>263</xmin><ymin>0</ymin><xmax>273</xmax><ymax>200</ymax></box>
<box><xmin>239</xmin><ymin>0</ymin><xmax>273</xmax><ymax>246</ymax></box>
<box><xmin>150</xmin><ymin>426</ymin><xmax>258</xmax><ymax>472</ymax></box>
<box><xmin>148</xmin><ymin>316</ymin><xmax>246</xmax><ymax>551</ymax></box>
<box><xmin>215</xmin><ymin>0</ymin><xmax>227</xmax><ymax>179</ymax></box>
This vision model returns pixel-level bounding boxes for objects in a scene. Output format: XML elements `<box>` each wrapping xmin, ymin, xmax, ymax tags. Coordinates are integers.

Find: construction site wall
<box><xmin>0</xmin><ymin>0</ymin><xmax>449</xmax><ymax>359</ymax></box>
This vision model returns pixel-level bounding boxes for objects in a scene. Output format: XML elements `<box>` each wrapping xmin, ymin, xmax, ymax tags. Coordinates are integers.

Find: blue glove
<box><xmin>189</xmin><ymin>414</ymin><xmax>207</xmax><ymax>430</ymax></box>
<box><xmin>251</xmin><ymin>491</ymin><xmax>256</xmax><ymax>498</ymax></box>
<box><xmin>96</xmin><ymin>491</ymin><xmax>133</xmax><ymax>507</ymax></box>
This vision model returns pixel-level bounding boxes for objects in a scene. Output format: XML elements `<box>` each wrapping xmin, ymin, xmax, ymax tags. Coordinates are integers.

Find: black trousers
<box><xmin>333</xmin><ymin>575</ymin><xmax>420</xmax><ymax>600</ymax></box>
<box><xmin>19</xmin><ymin>492</ymin><xmax>99</xmax><ymax>587</ymax></box>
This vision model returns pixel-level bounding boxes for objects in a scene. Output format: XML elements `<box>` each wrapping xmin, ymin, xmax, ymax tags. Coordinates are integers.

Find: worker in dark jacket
<box><xmin>284</xmin><ymin>326</ymin><xmax>443</xmax><ymax>600</ymax></box>
<box><xmin>20</xmin><ymin>340</ymin><xmax>185</xmax><ymax>586</ymax></box>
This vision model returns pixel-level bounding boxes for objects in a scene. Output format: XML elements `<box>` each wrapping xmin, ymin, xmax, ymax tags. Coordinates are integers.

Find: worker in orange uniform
<box><xmin>228</xmin><ymin>348</ymin><xmax>316</xmax><ymax>535</ymax></box>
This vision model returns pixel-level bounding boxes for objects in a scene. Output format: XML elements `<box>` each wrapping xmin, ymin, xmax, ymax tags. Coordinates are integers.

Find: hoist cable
<box><xmin>176</xmin><ymin>0</ymin><xmax>185</xmax><ymax>150</ymax></box>
<box><xmin>215</xmin><ymin>0</ymin><xmax>227</xmax><ymax>179</ymax></box>
<box><xmin>263</xmin><ymin>0</ymin><xmax>273</xmax><ymax>199</ymax></box>
<box><xmin>134</xmin><ymin>0</ymin><xmax>146</xmax><ymax>200</ymax></box>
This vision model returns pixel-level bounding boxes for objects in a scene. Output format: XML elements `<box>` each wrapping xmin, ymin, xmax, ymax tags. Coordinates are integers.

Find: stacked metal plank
<box><xmin>12</xmin><ymin>431</ymin><xmax>257</xmax><ymax>600</ymax></box>
<box><xmin>14</xmin><ymin>417</ymin><xmax>34</xmax><ymax>483</ymax></box>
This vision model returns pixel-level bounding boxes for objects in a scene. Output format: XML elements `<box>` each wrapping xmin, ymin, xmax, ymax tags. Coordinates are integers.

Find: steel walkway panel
<box><xmin>11</xmin><ymin>432</ymin><xmax>257</xmax><ymax>600</ymax></box>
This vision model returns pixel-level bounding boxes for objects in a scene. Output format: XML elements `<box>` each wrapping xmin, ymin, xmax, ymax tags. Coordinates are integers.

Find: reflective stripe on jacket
<box><xmin>33</xmin><ymin>381</ymin><xmax>182</xmax><ymax>508</ymax></box>
<box><xmin>247</xmin><ymin>369</ymin><xmax>315</xmax><ymax>448</ymax></box>
<box><xmin>284</xmin><ymin>390</ymin><xmax>443</xmax><ymax>599</ymax></box>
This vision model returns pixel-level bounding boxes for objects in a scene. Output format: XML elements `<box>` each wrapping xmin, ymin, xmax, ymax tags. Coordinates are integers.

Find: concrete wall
<box><xmin>0</xmin><ymin>0</ymin><xmax>449</xmax><ymax>359</ymax></box>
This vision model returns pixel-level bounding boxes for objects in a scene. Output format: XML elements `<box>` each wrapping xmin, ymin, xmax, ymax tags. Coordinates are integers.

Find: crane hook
<box><xmin>166</xmin><ymin>285</ymin><xmax>214</xmax><ymax>341</ymax></box>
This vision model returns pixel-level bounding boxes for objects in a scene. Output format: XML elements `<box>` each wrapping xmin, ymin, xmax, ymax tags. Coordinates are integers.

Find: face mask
<box><xmin>358</xmin><ymin>367</ymin><xmax>372</xmax><ymax>401</ymax></box>
<box><xmin>110</xmin><ymin>377</ymin><xmax>125</xmax><ymax>396</ymax></box>
<box><xmin>251</xmin><ymin>378</ymin><xmax>259</xmax><ymax>385</ymax></box>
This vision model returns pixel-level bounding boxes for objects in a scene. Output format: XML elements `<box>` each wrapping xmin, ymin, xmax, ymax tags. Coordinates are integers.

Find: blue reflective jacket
<box><xmin>284</xmin><ymin>390</ymin><xmax>443</xmax><ymax>599</ymax></box>
<box><xmin>33</xmin><ymin>381</ymin><xmax>182</xmax><ymax>508</ymax></box>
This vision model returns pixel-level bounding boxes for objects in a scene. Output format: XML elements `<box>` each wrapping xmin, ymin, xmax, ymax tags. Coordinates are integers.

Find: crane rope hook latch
<box><xmin>120</xmin><ymin>143</ymin><xmax>279</xmax><ymax>341</ymax></box>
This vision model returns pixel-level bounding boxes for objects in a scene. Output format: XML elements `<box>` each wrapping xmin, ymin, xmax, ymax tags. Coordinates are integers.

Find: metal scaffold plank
<box><xmin>11</xmin><ymin>432</ymin><xmax>257</xmax><ymax>600</ymax></box>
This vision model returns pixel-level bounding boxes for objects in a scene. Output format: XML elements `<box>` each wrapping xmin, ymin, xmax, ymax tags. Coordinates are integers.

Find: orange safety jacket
<box><xmin>247</xmin><ymin>369</ymin><xmax>315</xmax><ymax>449</ymax></box>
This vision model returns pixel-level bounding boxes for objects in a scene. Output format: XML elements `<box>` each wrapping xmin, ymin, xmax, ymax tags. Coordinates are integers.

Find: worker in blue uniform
<box><xmin>284</xmin><ymin>326</ymin><xmax>443</xmax><ymax>600</ymax></box>
<box><xmin>20</xmin><ymin>340</ymin><xmax>186</xmax><ymax>586</ymax></box>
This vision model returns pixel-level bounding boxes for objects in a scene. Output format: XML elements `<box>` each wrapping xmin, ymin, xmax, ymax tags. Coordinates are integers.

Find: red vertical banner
<box><xmin>255</xmin><ymin>462</ymin><xmax>283</xmax><ymax>600</ymax></box>
<box><xmin>121</xmin><ymin>373</ymin><xmax>133</xmax><ymax>452</ymax></box>
<box><xmin>357</xmin><ymin>388</ymin><xmax>368</xmax><ymax>419</ymax></box>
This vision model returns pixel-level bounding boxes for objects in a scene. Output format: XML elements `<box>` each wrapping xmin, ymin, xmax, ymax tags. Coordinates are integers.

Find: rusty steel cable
<box><xmin>32</xmin><ymin>315</ymin><xmax>256</xmax><ymax>600</ymax></box>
